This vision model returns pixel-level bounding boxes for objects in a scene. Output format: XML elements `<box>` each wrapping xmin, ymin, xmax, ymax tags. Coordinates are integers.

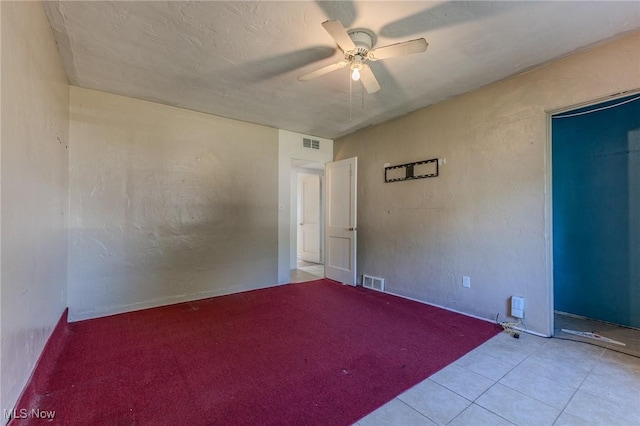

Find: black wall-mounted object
<box><xmin>384</xmin><ymin>158</ymin><xmax>439</xmax><ymax>183</ymax></box>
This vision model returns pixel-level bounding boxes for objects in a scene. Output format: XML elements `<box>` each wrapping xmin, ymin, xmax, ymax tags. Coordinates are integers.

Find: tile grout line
<box><xmin>462</xmin><ymin>336</ymin><xmax>560</xmax><ymax>423</ymax></box>
<box><xmin>395</xmin><ymin>397</ymin><xmax>440</xmax><ymax>425</ymax></box>
<box><xmin>445</xmin><ymin>402</ymin><xmax>515</xmax><ymax>426</ymax></box>
<box><xmin>443</xmin><ymin>346</ymin><xmax>523</xmax><ymax>424</ymax></box>
<box><xmin>551</xmin><ymin>350</ymin><xmax>605</xmax><ymax>425</ymax></box>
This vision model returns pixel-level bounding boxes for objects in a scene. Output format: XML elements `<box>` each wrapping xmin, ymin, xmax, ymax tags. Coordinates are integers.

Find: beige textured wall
<box><xmin>334</xmin><ymin>31</ymin><xmax>640</xmax><ymax>335</ymax></box>
<box><xmin>1</xmin><ymin>1</ymin><xmax>70</xmax><ymax>414</ymax></box>
<box><xmin>68</xmin><ymin>87</ymin><xmax>278</xmax><ymax>321</ymax></box>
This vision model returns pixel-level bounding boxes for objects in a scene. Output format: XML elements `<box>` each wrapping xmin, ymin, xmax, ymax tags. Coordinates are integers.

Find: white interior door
<box><xmin>299</xmin><ymin>173</ymin><xmax>321</xmax><ymax>263</ymax></box>
<box><xmin>325</xmin><ymin>157</ymin><xmax>357</xmax><ymax>285</ymax></box>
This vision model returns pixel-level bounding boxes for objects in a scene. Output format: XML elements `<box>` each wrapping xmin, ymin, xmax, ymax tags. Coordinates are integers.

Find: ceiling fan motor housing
<box><xmin>348</xmin><ymin>29</ymin><xmax>375</xmax><ymax>56</ymax></box>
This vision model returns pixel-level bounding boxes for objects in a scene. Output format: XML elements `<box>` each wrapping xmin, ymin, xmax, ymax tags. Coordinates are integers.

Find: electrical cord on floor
<box><xmin>551</xmin><ymin>335</ymin><xmax>640</xmax><ymax>359</ymax></box>
<box><xmin>495</xmin><ymin>313</ymin><xmax>640</xmax><ymax>359</ymax></box>
<box><xmin>496</xmin><ymin>313</ymin><xmax>526</xmax><ymax>339</ymax></box>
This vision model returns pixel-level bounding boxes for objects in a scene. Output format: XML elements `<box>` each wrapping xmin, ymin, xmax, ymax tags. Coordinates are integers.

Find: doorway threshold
<box><xmin>554</xmin><ymin>311</ymin><xmax>640</xmax><ymax>358</ymax></box>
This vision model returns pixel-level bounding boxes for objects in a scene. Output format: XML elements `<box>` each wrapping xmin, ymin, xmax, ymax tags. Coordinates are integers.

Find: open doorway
<box><xmin>290</xmin><ymin>159</ymin><xmax>325</xmax><ymax>283</ymax></box>
<box><xmin>551</xmin><ymin>93</ymin><xmax>640</xmax><ymax>356</ymax></box>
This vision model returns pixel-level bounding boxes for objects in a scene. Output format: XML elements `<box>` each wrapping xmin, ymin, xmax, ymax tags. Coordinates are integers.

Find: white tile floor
<box><xmin>355</xmin><ymin>331</ymin><xmax>640</xmax><ymax>426</ymax></box>
<box><xmin>290</xmin><ymin>259</ymin><xmax>324</xmax><ymax>283</ymax></box>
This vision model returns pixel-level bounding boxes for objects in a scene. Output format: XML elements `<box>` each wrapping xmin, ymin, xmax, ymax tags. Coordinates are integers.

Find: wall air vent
<box><xmin>362</xmin><ymin>275</ymin><xmax>385</xmax><ymax>292</ymax></box>
<box><xmin>303</xmin><ymin>138</ymin><xmax>320</xmax><ymax>150</ymax></box>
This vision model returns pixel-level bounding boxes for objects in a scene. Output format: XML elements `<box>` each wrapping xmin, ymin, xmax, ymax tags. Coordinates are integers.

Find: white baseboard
<box><xmin>384</xmin><ymin>290</ymin><xmax>550</xmax><ymax>337</ymax></box>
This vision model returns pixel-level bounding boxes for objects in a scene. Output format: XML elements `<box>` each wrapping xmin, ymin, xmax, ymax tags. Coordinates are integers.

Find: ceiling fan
<box><xmin>298</xmin><ymin>20</ymin><xmax>428</xmax><ymax>94</ymax></box>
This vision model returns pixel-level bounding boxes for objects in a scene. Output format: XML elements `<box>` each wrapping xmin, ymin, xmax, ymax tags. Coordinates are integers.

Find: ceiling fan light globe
<box><xmin>351</xmin><ymin>68</ymin><xmax>361</xmax><ymax>81</ymax></box>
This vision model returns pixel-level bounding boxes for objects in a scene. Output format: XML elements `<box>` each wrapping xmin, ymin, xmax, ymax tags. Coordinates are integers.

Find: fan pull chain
<box><xmin>349</xmin><ymin>73</ymin><xmax>353</xmax><ymax>122</ymax></box>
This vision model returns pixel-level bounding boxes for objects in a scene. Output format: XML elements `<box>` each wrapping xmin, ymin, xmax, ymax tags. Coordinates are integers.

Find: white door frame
<box><xmin>545</xmin><ymin>90</ymin><xmax>640</xmax><ymax>337</ymax></box>
<box><xmin>290</xmin><ymin>165</ymin><xmax>325</xmax><ymax>268</ymax></box>
<box><xmin>298</xmin><ymin>172</ymin><xmax>322</xmax><ymax>263</ymax></box>
<box><xmin>277</xmin><ymin>130</ymin><xmax>333</xmax><ymax>285</ymax></box>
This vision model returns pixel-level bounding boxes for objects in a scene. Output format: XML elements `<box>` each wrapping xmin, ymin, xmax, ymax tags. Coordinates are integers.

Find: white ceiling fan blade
<box><xmin>360</xmin><ymin>65</ymin><xmax>381</xmax><ymax>94</ymax></box>
<box><xmin>298</xmin><ymin>61</ymin><xmax>347</xmax><ymax>82</ymax></box>
<box><xmin>322</xmin><ymin>20</ymin><xmax>356</xmax><ymax>53</ymax></box>
<box><xmin>368</xmin><ymin>38</ymin><xmax>428</xmax><ymax>61</ymax></box>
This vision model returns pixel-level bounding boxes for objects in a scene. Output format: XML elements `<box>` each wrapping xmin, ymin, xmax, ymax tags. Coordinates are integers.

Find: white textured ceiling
<box><xmin>43</xmin><ymin>1</ymin><xmax>640</xmax><ymax>139</ymax></box>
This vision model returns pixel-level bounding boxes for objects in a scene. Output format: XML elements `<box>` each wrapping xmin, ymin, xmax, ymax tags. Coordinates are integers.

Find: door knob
<box><xmin>349</xmin><ymin>227</ymin><xmax>356</xmax><ymax>231</ymax></box>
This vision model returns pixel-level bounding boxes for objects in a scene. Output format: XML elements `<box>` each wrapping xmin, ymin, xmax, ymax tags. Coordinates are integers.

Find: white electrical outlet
<box><xmin>462</xmin><ymin>276</ymin><xmax>470</xmax><ymax>288</ymax></box>
<box><xmin>511</xmin><ymin>296</ymin><xmax>524</xmax><ymax>318</ymax></box>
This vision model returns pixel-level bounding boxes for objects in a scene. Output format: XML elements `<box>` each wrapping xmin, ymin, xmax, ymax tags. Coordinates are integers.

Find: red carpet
<box><xmin>12</xmin><ymin>279</ymin><xmax>499</xmax><ymax>425</ymax></box>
